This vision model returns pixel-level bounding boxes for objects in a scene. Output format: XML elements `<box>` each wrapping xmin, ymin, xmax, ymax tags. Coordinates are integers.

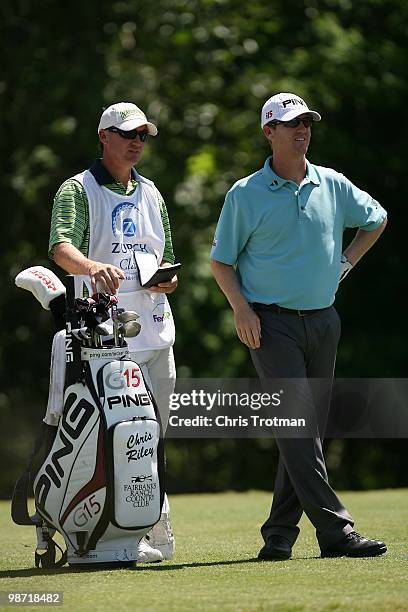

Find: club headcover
<box><xmin>15</xmin><ymin>266</ymin><xmax>66</xmax><ymax>310</ymax></box>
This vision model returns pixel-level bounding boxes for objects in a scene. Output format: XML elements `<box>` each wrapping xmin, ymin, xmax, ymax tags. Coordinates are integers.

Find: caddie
<box><xmin>211</xmin><ymin>92</ymin><xmax>388</xmax><ymax>560</ymax></box>
<box><xmin>47</xmin><ymin>102</ymin><xmax>177</xmax><ymax>563</ymax></box>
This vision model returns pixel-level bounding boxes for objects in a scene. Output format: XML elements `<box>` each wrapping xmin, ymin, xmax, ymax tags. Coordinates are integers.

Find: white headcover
<box><xmin>15</xmin><ymin>266</ymin><xmax>65</xmax><ymax>310</ymax></box>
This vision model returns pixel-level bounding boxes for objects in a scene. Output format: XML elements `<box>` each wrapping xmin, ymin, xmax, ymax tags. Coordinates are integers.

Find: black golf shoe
<box><xmin>258</xmin><ymin>535</ymin><xmax>292</xmax><ymax>560</ymax></box>
<box><xmin>321</xmin><ymin>531</ymin><xmax>387</xmax><ymax>558</ymax></box>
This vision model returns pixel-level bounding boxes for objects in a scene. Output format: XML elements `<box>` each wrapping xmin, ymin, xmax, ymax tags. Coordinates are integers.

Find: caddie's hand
<box><xmin>88</xmin><ymin>262</ymin><xmax>125</xmax><ymax>294</ymax></box>
<box><xmin>149</xmin><ymin>275</ymin><xmax>178</xmax><ymax>294</ymax></box>
<box><xmin>234</xmin><ymin>303</ymin><xmax>261</xmax><ymax>349</ymax></box>
<box><xmin>148</xmin><ymin>262</ymin><xmax>178</xmax><ymax>294</ymax></box>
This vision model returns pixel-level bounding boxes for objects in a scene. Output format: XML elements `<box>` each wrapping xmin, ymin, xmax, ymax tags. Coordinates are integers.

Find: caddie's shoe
<box><xmin>148</xmin><ymin>514</ymin><xmax>175</xmax><ymax>560</ymax></box>
<box><xmin>258</xmin><ymin>535</ymin><xmax>292</xmax><ymax>560</ymax></box>
<box><xmin>321</xmin><ymin>532</ymin><xmax>387</xmax><ymax>558</ymax></box>
<box><xmin>135</xmin><ymin>537</ymin><xmax>163</xmax><ymax>563</ymax></box>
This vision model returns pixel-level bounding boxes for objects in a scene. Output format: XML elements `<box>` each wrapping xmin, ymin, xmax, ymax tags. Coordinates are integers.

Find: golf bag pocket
<box><xmin>110</xmin><ymin>418</ymin><xmax>162</xmax><ymax>529</ymax></box>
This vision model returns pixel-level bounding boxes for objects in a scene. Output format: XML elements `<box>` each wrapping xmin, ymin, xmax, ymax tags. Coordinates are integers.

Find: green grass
<box><xmin>0</xmin><ymin>490</ymin><xmax>407</xmax><ymax>611</ymax></box>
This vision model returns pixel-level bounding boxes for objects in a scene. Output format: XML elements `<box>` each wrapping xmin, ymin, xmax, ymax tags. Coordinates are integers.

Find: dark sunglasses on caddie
<box><xmin>107</xmin><ymin>126</ymin><xmax>149</xmax><ymax>141</ymax></box>
<box><xmin>272</xmin><ymin>117</ymin><xmax>314</xmax><ymax>128</ymax></box>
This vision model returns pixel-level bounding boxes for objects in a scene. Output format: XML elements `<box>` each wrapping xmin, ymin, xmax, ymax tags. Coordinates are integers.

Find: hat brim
<box><xmin>116</xmin><ymin>118</ymin><xmax>158</xmax><ymax>135</ymax></box>
<box><xmin>281</xmin><ymin>108</ymin><xmax>321</xmax><ymax>122</ymax></box>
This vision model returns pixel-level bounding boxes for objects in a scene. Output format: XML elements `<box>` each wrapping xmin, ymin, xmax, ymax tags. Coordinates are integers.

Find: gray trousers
<box><xmin>250</xmin><ymin>305</ymin><xmax>354</xmax><ymax>549</ymax></box>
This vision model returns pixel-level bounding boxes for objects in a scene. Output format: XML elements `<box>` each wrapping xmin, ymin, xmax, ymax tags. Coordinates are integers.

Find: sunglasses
<box><xmin>106</xmin><ymin>126</ymin><xmax>149</xmax><ymax>141</ymax></box>
<box><xmin>272</xmin><ymin>117</ymin><xmax>314</xmax><ymax>128</ymax></box>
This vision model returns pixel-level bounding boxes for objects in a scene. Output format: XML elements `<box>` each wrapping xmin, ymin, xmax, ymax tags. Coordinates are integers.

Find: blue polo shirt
<box><xmin>211</xmin><ymin>156</ymin><xmax>387</xmax><ymax>309</ymax></box>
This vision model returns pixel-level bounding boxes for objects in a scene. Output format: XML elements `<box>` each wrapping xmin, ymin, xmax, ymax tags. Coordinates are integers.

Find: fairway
<box><xmin>0</xmin><ymin>489</ymin><xmax>407</xmax><ymax>611</ymax></box>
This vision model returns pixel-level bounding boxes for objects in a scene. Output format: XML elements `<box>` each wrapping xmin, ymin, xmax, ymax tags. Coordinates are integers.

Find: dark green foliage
<box><xmin>0</xmin><ymin>0</ymin><xmax>405</xmax><ymax>496</ymax></box>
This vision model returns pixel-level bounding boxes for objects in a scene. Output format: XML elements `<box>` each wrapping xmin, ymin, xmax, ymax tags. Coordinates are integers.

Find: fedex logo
<box><xmin>153</xmin><ymin>312</ymin><xmax>171</xmax><ymax>323</ymax></box>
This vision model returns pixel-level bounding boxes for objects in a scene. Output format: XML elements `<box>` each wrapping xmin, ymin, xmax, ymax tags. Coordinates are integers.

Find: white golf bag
<box><xmin>12</xmin><ymin>272</ymin><xmax>165</xmax><ymax>567</ymax></box>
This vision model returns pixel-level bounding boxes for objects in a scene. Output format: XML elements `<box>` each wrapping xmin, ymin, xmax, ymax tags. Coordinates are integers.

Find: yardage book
<box><xmin>134</xmin><ymin>250</ymin><xmax>181</xmax><ymax>288</ymax></box>
<box><xmin>141</xmin><ymin>263</ymin><xmax>182</xmax><ymax>288</ymax></box>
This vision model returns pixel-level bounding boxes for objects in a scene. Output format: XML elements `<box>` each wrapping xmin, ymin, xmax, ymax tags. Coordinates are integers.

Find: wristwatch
<box><xmin>339</xmin><ymin>254</ymin><xmax>353</xmax><ymax>282</ymax></box>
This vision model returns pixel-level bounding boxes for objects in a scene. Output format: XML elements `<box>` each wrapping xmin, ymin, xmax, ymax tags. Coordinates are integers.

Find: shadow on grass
<box><xmin>0</xmin><ymin>556</ymin><xmax>319</xmax><ymax>578</ymax></box>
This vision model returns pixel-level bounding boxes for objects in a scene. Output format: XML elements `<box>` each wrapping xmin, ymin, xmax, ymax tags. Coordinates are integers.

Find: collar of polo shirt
<box><xmin>261</xmin><ymin>157</ymin><xmax>321</xmax><ymax>190</ymax></box>
<box><xmin>89</xmin><ymin>159</ymin><xmax>138</xmax><ymax>186</ymax></box>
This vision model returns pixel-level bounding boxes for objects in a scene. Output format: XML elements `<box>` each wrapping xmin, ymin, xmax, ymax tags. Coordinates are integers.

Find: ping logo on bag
<box><xmin>107</xmin><ymin>393</ymin><xmax>150</xmax><ymax>410</ymax></box>
<box><xmin>99</xmin><ymin>362</ymin><xmax>154</xmax><ymax>415</ymax></box>
<box><xmin>35</xmin><ymin>395</ymin><xmax>96</xmax><ymax>521</ymax></box>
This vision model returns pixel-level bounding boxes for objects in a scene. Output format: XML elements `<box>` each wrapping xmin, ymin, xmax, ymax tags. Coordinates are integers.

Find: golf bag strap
<box><xmin>11</xmin><ymin>423</ymin><xmax>49</xmax><ymax>526</ymax></box>
<box><xmin>35</xmin><ymin>536</ymin><xmax>67</xmax><ymax>569</ymax></box>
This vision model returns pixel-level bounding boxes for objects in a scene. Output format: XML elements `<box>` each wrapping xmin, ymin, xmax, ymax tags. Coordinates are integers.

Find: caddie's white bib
<box><xmin>74</xmin><ymin>169</ymin><xmax>175</xmax><ymax>351</ymax></box>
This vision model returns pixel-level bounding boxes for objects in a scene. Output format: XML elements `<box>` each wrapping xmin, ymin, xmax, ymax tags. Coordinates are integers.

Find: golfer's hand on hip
<box><xmin>234</xmin><ymin>303</ymin><xmax>261</xmax><ymax>349</ymax></box>
<box><xmin>88</xmin><ymin>262</ymin><xmax>125</xmax><ymax>294</ymax></box>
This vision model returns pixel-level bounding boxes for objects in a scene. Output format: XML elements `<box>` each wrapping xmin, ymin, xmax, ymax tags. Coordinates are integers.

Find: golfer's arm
<box><xmin>344</xmin><ymin>217</ymin><xmax>387</xmax><ymax>266</ymax></box>
<box><xmin>210</xmin><ymin>259</ymin><xmax>249</xmax><ymax>311</ymax></box>
<box><xmin>53</xmin><ymin>242</ymin><xmax>97</xmax><ymax>275</ymax></box>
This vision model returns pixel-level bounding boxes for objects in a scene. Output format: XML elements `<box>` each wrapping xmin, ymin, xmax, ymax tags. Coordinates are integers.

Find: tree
<box><xmin>0</xmin><ymin>0</ymin><xmax>406</xmax><ymax>496</ymax></box>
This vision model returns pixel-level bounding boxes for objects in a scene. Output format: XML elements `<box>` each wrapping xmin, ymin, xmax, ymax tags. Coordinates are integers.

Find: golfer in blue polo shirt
<box><xmin>211</xmin><ymin>92</ymin><xmax>388</xmax><ymax>560</ymax></box>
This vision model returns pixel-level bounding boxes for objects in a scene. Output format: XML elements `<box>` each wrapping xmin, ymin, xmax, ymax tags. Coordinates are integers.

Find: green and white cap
<box><xmin>98</xmin><ymin>102</ymin><xmax>158</xmax><ymax>135</ymax></box>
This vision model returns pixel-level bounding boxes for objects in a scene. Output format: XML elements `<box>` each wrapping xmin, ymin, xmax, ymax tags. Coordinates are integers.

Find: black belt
<box><xmin>252</xmin><ymin>303</ymin><xmax>331</xmax><ymax>317</ymax></box>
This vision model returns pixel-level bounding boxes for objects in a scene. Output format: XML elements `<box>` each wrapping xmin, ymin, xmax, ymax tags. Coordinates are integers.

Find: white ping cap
<box><xmin>261</xmin><ymin>93</ymin><xmax>321</xmax><ymax>128</ymax></box>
